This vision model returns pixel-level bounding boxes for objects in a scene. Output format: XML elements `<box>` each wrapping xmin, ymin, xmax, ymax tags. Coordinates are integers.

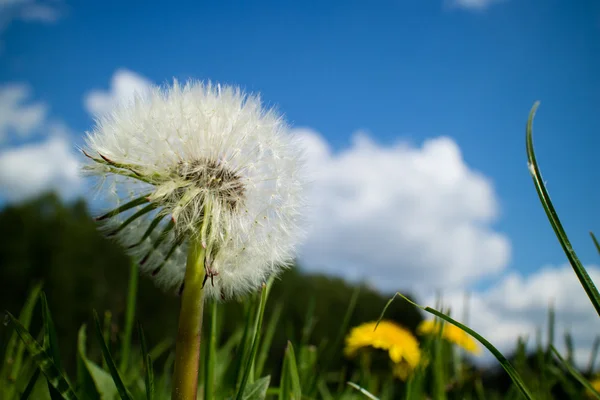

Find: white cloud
<box><xmin>296</xmin><ymin>128</ymin><xmax>510</xmax><ymax>292</ymax></box>
<box><xmin>0</xmin><ymin>83</ymin><xmax>47</xmax><ymax>142</ymax></box>
<box><xmin>0</xmin><ymin>129</ymin><xmax>82</xmax><ymax>202</ymax></box>
<box><xmin>445</xmin><ymin>0</ymin><xmax>505</xmax><ymax>11</ymax></box>
<box><xmin>84</xmin><ymin>69</ymin><xmax>153</xmax><ymax>117</ymax></box>
<box><xmin>427</xmin><ymin>264</ymin><xmax>600</xmax><ymax>367</ymax></box>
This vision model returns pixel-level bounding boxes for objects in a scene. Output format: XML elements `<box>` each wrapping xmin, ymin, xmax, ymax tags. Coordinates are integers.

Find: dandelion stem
<box><xmin>171</xmin><ymin>235</ymin><xmax>206</xmax><ymax>400</ymax></box>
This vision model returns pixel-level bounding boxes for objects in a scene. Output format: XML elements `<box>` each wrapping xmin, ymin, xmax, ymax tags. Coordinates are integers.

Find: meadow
<box><xmin>1</xmin><ymin>104</ymin><xmax>599</xmax><ymax>400</ymax></box>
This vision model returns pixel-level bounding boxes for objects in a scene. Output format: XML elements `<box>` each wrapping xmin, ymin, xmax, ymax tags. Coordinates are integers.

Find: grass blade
<box><xmin>591</xmin><ymin>232</ymin><xmax>600</xmax><ymax>256</ymax></box>
<box><xmin>40</xmin><ymin>293</ymin><xmax>65</xmax><ymax>400</ymax></box>
<box><xmin>19</xmin><ymin>369</ymin><xmax>40</xmax><ymax>400</ymax></box>
<box><xmin>254</xmin><ymin>302</ymin><xmax>282</xmax><ymax>379</ymax></box>
<box><xmin>137</xmin><ymin>321</ymin><xmax>154</xmax><ymax>400</ymax></box>
<box><xmin>119</xmin><ymin>261</ymin><xmax>138</xmax><ymax>374</ymax></box>
<box><xmin>92</xmin><ymin>310</ymin><xmax>132</xmax><ymax>400</ymax></box>
<box><xmin>552</xmin><ymin>346</ymin><xmax>600</xmax><ymax>399</ymax></box>
<box><xmin>6</xmin><ymin>312</ymin><xmax>78</xmax><ymax>399</ymax></box>
<box><xmin>526</xmin><ymin>102</ymin><xmax>600</xmax><ymax>316</ymax></box>
<box><xmin>347</xmin><ymin>382</ymin><xmax>380</xmax><ymax>400</ymax></box>
<box><xmin>384</xmin><ymin>293</ymin><xmax>534</xmax><ymax>400</ymax></box>
<box><xmin>77</xmin><ymin>325</ymin><xmax>115</xmax><ymax>400</ymax></box>
<box><xmin>235</xmin><ymin>281</ymin><xmax>270</xmax><ymax>400</ymax></box>
<box><xmin>1</xmin><ymin>283</ymin><xmax>43</xmax><ymax>399</ymax></box>
<box><xmin>283</xmin><ymin>341</ymin><xmax>302</xmax><ymax>400</ymax></box>
<box><xmin>242</xmin><ymin>375</ymin><xmax>270</xmax><ymax>400</ymax></box>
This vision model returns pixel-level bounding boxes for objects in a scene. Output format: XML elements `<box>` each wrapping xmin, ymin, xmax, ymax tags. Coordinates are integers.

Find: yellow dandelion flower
<box><xmin>417</xmin><ymin>319</ymin><xmax>481</xmax><ymax>355</ymax></box>
<box><xmin>344</xmin><ymin>320</ymin><xmax>421</xmax><ymax>379</ymax></box>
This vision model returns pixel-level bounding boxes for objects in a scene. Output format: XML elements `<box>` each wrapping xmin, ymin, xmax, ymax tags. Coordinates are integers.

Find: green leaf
<box><xmin>241</xmin><ymin>375</ymin><xmax>270</xmax><ymax>400</ymax></box>
<box><xmin>137</xmin><ymin>321</ymin><xmax>154</xmax><ymax>400</ymax></box>
<box><xmin>383</xmin><ymin>293</ymin><xmax>535</xmax><ymax>400</ymax></box>
<box><xmin>526</xmin><ymin>102</ymin><xmax>600</xmax><ymax>316</ymax></box>
<box><xmin>1</xmin><ymin>283</ymin><xmax>43</xmax><ymax>399</ymax></box>
<box><xmin>6</xmin><ymin>312</ymin><xmax>78</xmax><ymax>400</ymax></box>
<box><xmin>92</xmin><ymin>310</ymin><xmax>132</xmax><ymax>400</ymax></box>
<box><xmin>552</xmin><ymin>346</ymin><xmax>600</xmax><ymax>399</ymax></box>
<box><xmin>77</xmin><ymin>325</ymin><xmax>114</xmax><ymax>400</ymax></box>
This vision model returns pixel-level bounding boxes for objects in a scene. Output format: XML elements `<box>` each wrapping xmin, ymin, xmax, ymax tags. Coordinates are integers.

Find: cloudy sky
<box><xmin>1</xmin><ymin>0</ymin><xmax>599</xmax><ymax>365</ymax></box>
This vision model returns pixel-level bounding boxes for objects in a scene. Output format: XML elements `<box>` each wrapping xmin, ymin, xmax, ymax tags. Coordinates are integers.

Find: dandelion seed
<box><xmin>82</xmin><ymin>80</ymin><xmax>306</xmax><ymax>301</ymax></box>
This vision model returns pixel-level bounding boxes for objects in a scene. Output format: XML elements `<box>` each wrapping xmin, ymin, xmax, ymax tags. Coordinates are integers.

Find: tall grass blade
<box><xmin>1</xmin><ymin>283</ymin><xmax>43</xmax><ymax>399</ymax></box>
<box><xmin>6</xmin><ymin>312</ymin><xmax>78</xmax><ymax>399</ymax></box>
<box><xmin>254</xmin><ymin>302</ymin><xmax>282</xmax><ymax>379</ymax></box>
<box><xmin>137</xmin><ymin>322</ymin><xmax>154</xmax><ymax>400</ymax></box>
<box><xmin>92</xmin><ymin>310</ymin><xmax>132</xmax><ymax>400</ymax></box>
<box><xmin>119</xmin><ymin>261</ymin><xmax>138</xmax><ymax>373</ymax></box>
<box><xmin>235</xmin><ymin>282</ymin><xmax>270</xmax><ymax>400</ymax></box>
<box><xmin>77</xmin><ymin>325</ymin><xmax>115</xmax><ymax>400</ymax></box>
<box><xmin>40</xmin><ymin>293</ymin><xmax>65</xmax><ymax>400</ymax></box>
<box><xmin>552</xmin><ymin>346</ymin><xmax>600</xmax><ymax>399</ymax></box>
<box><xmin>526</xmin><ymin>102</ymin><xmax>600</xmax><ymax>316</ymax></box>
<box><xmin>284</xmin><ymin>341</ymin><xmax>302</xmax><ymax>400</ymax></box>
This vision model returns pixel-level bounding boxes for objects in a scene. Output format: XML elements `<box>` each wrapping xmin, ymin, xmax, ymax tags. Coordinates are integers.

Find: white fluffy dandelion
<box><xmin>82</xmin><ymin>81</ymin><xmax>305</xmax><ymax>301</ymax></box>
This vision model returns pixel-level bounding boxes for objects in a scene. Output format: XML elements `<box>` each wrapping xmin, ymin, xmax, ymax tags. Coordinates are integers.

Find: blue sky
<box><xmin>1</xmin><ymin>0</ymin><xmax>599</xmax><ymax>360</ymax></box>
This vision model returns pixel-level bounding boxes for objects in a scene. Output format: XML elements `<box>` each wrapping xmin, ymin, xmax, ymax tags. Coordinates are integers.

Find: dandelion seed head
<box><xmin>83</xmin><ymin>80</ymin><xmax>306</xmax><ymax>300</ymax></box>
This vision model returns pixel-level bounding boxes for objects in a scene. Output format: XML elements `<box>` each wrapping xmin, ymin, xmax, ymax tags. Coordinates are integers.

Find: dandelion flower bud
<box><xmin>82</xmin><ymin>81</ymin><xmax>305</xmax><ymax>300</ymax></box>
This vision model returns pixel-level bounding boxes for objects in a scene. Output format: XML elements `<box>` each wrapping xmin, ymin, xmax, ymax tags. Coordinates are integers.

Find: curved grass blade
<box><xmin>92</xmin><ymin>310</ymin><xmax>132</xmax><ymax>400</ymax></box>
<box><xmin>6</xmin><ymin>312</ymin><xmax>78</xmax><ymax>399</ymax></box>
<box><xmin>383</xmin><ymin>293</ymin><xmax>534</xmax><ymax>400</ymax></box>
<box><xmin>526</xmin><ymin>102</ymin><xmax>600</xmax><ymax>316</ymax></box>
<box><xmin>137</xmin><ymin>321</ymin><xmax>154</xmax><ymax>400</ymax></box>
<box><xmin>347</xmin><ymin>382</ymin><xmax>380</xmax><ymax>400</ymax></box>
<box><xmin>552</xmin><ymin>346</ymin><xmax>600</xmax><ymax>399</ymax></box>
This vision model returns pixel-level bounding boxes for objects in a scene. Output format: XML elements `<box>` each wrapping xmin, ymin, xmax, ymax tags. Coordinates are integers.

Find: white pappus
<box><xmin>82</xmin><ymin>80</ymin><xmax>306</xmax><ymax>301</ymax></box>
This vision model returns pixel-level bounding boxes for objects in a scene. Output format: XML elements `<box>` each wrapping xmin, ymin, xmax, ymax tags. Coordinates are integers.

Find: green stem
<box><xmin>171</xmin><ymin>237</ymin><xmax>206</xmax><ymax>400</ymax></box>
